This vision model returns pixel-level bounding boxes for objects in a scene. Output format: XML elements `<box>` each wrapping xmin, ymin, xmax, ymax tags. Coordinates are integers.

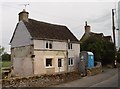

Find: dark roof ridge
<box><xmin>27</xmin><ymin>18</ymin><xmax>67</xmax><ymax>27</ymax></box>
<box><xmin>90</xmin><ymin>32</ymin><xmax>104</xmax><ymax>35</ymax></box>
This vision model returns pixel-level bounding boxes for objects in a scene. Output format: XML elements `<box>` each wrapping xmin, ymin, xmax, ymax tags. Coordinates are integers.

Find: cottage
<box><xmin>80</xmin><ymin>21</ymin><xmax>112</xmax><ymax>43</ymax></box>
<box><xmin>10</xmin><ymin>9</ymin><xmax>80</xmax><ymax>76</ymax></box>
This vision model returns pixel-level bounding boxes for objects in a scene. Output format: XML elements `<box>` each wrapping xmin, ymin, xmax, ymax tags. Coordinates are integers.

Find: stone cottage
<box><xmin>10</xmin><ymin>9</ymin><xmax>80</xmax><ymax>76</ymax></box>
<box><xmin>80</xmin><ymin>21</ymin><xmax>112</xmax><ymax>43</ymax></box>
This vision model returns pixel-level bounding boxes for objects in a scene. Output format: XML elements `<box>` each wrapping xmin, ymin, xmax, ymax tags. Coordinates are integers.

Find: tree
<box><xmin>0</xmin><ymin>46</ymin><xmax>5</xmax><ymax>56</ymax></box>
<box><xmin>2</xmin><ymin>52</ymin><xmax>11</xmax><ymax>61</ymax></box>
<box><xmin>0</xmin><ymin>46</ymin><xmax>11</xmax><ymax>61</ymax></box>
<box><xmin>80</xmin><ymin>36</ymin><xmax>115</xmax><ymax>65</ymax></box>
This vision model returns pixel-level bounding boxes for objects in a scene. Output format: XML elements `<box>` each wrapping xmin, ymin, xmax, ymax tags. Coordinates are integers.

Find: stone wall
<box><xmin>87</xmin><ymin>62</ymin><xmax>102</xmax><ymax>76</ymax></box>
<box><xmin>2</xmin><ymin>71</ymin><xmax>81</xmax><ymax>87</ymax></box>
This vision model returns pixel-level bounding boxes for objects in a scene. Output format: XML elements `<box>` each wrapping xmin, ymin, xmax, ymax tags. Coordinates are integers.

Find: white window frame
<box><xmin>68</xmin><ymin>58</ymin><xmax>74</xmax><ymax>66</ymax></box>
<box><xmin>68</xmin><ymin>43</ymin><xmax>72</xmax><ymax>50</ymax></box>
<box><xmin>45</xmin><ymin>41</ymin><xmax>53</xmax><ymax>49</ymax></box>
<box><xmin>44</xmin><ymin>56</ymin><xmax>54</xmax><ymax>68</ymax></box>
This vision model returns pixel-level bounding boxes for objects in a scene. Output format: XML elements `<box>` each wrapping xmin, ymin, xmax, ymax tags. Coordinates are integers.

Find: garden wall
<box><xmin>87</xmin><ymin>62</ymin><xmax>102</xmax><ymax>76</ymax></box>
<box><xmin>2</xmin><ymin>71</ymin><xmax>81</xmax><ymax>87</ymax></box>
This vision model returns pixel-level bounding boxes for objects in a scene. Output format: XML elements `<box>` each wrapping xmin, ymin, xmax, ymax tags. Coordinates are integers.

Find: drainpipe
<box><xmin>67</xmin><ymin>39</ymin><xmax>70</xmax><ymax>71</ymax></box>
<box><xmin>31</xmin><ymin>55</ymin><xmax>35</xmax><ymax>74</ymax></box>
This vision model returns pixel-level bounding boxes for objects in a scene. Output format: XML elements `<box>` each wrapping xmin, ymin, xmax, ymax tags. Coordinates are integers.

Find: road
<box><xmin>52</xmin><ymin>68</ymin><xmax>119</xmax><ymax>87</ymax></box>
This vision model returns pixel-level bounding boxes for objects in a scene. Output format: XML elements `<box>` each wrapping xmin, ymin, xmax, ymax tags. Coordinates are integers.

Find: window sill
<box><xmin>68</xmin><ymin>65</ymin><xmax>74</xmax><ymax>67</ymax></box>
<box><xmin>45</xmin><ymin>66</ymin><xmax>54</xmax><ymax>69</ymax></box>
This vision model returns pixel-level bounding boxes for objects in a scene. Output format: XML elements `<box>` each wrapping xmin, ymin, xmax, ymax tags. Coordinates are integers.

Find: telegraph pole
<box><xmin>112</xmin><ymin>9</ymin><xmax>117</xmax><ymax>68</ymax></box>
<box><xmin>112</xmin><ymin>9</ymin><xmax>116</xmax><ymax>46</ymax></box>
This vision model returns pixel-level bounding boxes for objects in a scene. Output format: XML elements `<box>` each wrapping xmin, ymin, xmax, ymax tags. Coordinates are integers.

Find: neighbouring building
<box><xmin>10</xmin><ymin>9</ymin><xmax>80</xmax><ymax>76</ymax></box>
<box><xmin>80</xmin><ymin>21</ymin><xmax>112</xmax><ymax>43</ymax></box>
<box><xmin>118</xmin><ymin>1</ymin><xmax>120</xmax><ymax>50</ymax></box>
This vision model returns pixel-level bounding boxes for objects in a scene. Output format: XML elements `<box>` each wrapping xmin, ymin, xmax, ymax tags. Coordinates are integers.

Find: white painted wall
<box><xmin>11</xmin><ymin>21</ymin><xmax>33</xmax><ymax>48</ymax></box>
<box><xmin>33</xmin><ymin>51</ymin><xmax>67</xmax><ymax>74</ymax></box>
<box><xmin>118</xmin><ymin>1</ymin><xmax>120</xmax><ymax>48</ymax></box>
<box><xmin>34</xmin><ymin>40</ymin><xmax>66</xmax><ymax>50</ymax></box>
<box><xmin>34</xmin><ymin>39</ymin><xmax>80</xmax><ymax>73</ymax></box>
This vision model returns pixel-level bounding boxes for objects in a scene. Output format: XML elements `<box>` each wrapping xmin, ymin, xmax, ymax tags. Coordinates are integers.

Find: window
<box><xmin>46</xmin><ymin>41</ymin><xmax>52</xmax><ymax>49</ymax></box>
<box><xmin>68</xmin><ymin>43</ymin><xmax>72</xmax><ymax>49</ymax></box>
<box><xmin>46</xmin><ymin>42</ymin><xmax>48</xmax><ymax>48</ymax></box>
<box><xmin>58</xmin><ymin>58</ymin><xmax>62</xmax><ymax>67</ymax></box>
<box><xmin>49</xmin><ymin>42</ymin><xmax>52</xmax><ymax>49</ymax></box>
<box><xmin>46</xmin><ymin>58</ymin><xmax>52</xmax><ymax>67</ymax></box>
<box><xmin>68</xmin><ymin>58</ymin><xmax>74</xmax><ymax>65</ymax></box>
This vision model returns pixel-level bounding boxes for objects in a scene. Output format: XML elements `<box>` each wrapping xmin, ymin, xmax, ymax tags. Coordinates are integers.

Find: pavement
<box><xmin>52</xmin><ymin>68</ymin><xmax>119</xmax><ymax>87</ymax></box>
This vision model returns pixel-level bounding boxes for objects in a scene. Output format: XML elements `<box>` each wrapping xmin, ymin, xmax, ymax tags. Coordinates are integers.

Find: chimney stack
<box><xmin>84</xmin><ymin>21</ymin><xmax>91</xmax><ymax>34</ymax></box>
<box><xmin>18</xmin><ymin>9</ymin><xmax>29</xmax><ymax>22</ymax></box>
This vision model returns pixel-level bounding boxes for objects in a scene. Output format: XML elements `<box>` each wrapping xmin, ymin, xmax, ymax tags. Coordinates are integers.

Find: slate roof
<box><xmin>23</xmin><ymin>19</ymin><xmax>79</xmax><ymax>42</ymax></box>
<box><xmin>103</xmin><ymin>36</ymin><xmax>112</xmax><ymax>41</ymax></box>
<box><xmin>89</xmin><ymin>32</ymin><xmax>104</xmax><ymax>37</ymax></box>
<box><xmin>80</xmin><ymin>32</ymin><xmax>112</xmax><ymax>42</ymax></box>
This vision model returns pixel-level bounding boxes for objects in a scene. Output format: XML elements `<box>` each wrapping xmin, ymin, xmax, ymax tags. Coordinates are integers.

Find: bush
<box><xmin>2</xmin><ymin>52</ymin><xmax>11</xmax><ymax>61</ymax></box>
<box><xmin>81</xmin><ymin>36</ymin><xmax>115</xmax><ymax>65</ymax></box>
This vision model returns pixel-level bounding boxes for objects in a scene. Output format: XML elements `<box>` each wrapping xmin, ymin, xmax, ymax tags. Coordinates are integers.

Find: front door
<box><xmin>55</xmin><ymin>58</ymin><xmax>64</xmax><ymax>72</ymax></box>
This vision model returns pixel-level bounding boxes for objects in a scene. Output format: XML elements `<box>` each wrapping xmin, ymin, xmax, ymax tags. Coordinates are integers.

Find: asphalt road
<box><xmin>52</xmin><ymin>68</ymin><xmax>119</xmax><ymax>87</ymax></box>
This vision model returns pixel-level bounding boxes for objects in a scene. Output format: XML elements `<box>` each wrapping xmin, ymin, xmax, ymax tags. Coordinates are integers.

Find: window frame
<box><xmin>68</xmin><ymin>43</ymin><xmax>72</xmax><ymax>49</ymax></box>
<box><xmin>68</xmin><ymin>58</ymin><xmax>74</xmax><ymax>66</ymax></box>
<box><xmin>58</xmin><ymin>58</ymin><xmax>62</xmax><ymax>67</ymax></box>
<box><xmin>45</xmin><ymin>41</ymin><xmax>53</xmax><ymax>49</ymax></box>
<box><xmin>45</xmin><ymin>58</ymin><xmax>53</xmax><ymax>68</ymax></box>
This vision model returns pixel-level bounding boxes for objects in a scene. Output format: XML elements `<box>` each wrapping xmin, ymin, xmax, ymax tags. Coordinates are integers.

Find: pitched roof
<box><xmin>23</xmin><ymin>19</ymin><xmax>79</xmax><ymax>42</ymax></box>
<box><xmin>103</xmin><ymin>36</ymin><xmax>112</xmax><ymax>41</ymax></box>
<box><xmin>89</xmin><ymin>32</ymin><xmax>104</xmax><ymax>37</ymax></box>
<box><xmin>80</xmin><ymin>32</ymin><xmax>112</xmax><ymax>42</ymax></box>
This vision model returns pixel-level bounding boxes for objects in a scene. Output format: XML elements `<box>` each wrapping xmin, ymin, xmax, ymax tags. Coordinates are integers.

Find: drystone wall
<box><xmin>87</xmin><ymin>62</ymin><xmax>102</xmax><ymax>76</ymax></box>
<box><xmin>2</xmin><ymin>71</ymin><xmax>81</xmax><ymax>87</ymax></box>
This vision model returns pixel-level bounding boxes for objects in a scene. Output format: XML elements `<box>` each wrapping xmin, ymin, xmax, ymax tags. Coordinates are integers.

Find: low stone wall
<box><xmin>87</xmin><ymin>62</ymin><xmax>102</xmax><ymax>76</ymax></box>
<box><xmin>2</xmin><ymin>71</ymin><xmax>81</xmax><ymax>87</ymax></box>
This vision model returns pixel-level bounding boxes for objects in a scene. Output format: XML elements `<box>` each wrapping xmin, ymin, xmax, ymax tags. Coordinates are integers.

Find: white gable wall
<box><xmin>11</xmin><ymin>21</ymin><xmax>33</xmax><ymax>48</ymax></box>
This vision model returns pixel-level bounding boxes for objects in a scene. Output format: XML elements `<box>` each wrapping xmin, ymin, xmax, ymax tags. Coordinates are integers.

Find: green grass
<box><xmin>0</xmin><ymin>61</ymin><xmax>11</xmax><ymax>78</ymax></box>
<box><xmin>1</xmin><ymin>61</ymin><xmax>11</xmax><ymax>67</ymax></box>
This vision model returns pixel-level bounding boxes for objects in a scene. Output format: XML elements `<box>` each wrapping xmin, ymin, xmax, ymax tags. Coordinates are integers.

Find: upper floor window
<box><xmin>68</xmin><ymin>43</ymin><xmax>72</xmax><ymax>49</ymax></box>
<box><xmin>68</xmin><ymin>58</ymin><xmax>74</xmax><ymax>65</ymax></box>
<box><xmin>46</xmin><ymin>41</ymin><xmax>53</xmax><ymax>49</ymax></box>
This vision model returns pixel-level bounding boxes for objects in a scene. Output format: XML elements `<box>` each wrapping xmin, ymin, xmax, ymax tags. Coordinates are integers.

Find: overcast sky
<box><xmin>0</xmin><ymin>0</ymin><xmax>119</xmax><ymax>53</ymax></box>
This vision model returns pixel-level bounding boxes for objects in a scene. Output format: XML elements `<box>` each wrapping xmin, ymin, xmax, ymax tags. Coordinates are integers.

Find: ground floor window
<box><xmin>68</xmin><ymin>58</ymin><xmax>74</xmax><ymax>65</ymax></box>
<box><xmin>46</xmin><ymin>58</ymin><xmax>52</xmax><ymax>67</ymax></box>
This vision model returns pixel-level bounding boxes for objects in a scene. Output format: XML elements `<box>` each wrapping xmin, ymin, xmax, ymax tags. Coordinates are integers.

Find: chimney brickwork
<box><xmin>18</xmin><ymin>9</ymin><xmax>29</xmax><ymax>22</ymax></box>
<box><xmin>84</xmin><ymin>21</ymin><xmax>91</xmax><ymax>34</ymax></box>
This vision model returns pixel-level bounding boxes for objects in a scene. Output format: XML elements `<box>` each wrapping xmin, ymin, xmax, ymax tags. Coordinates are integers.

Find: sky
<box><xmin>0</xmin><ymin>0</ymin><xmax>119</xmax><ymax>53</ymax></box>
